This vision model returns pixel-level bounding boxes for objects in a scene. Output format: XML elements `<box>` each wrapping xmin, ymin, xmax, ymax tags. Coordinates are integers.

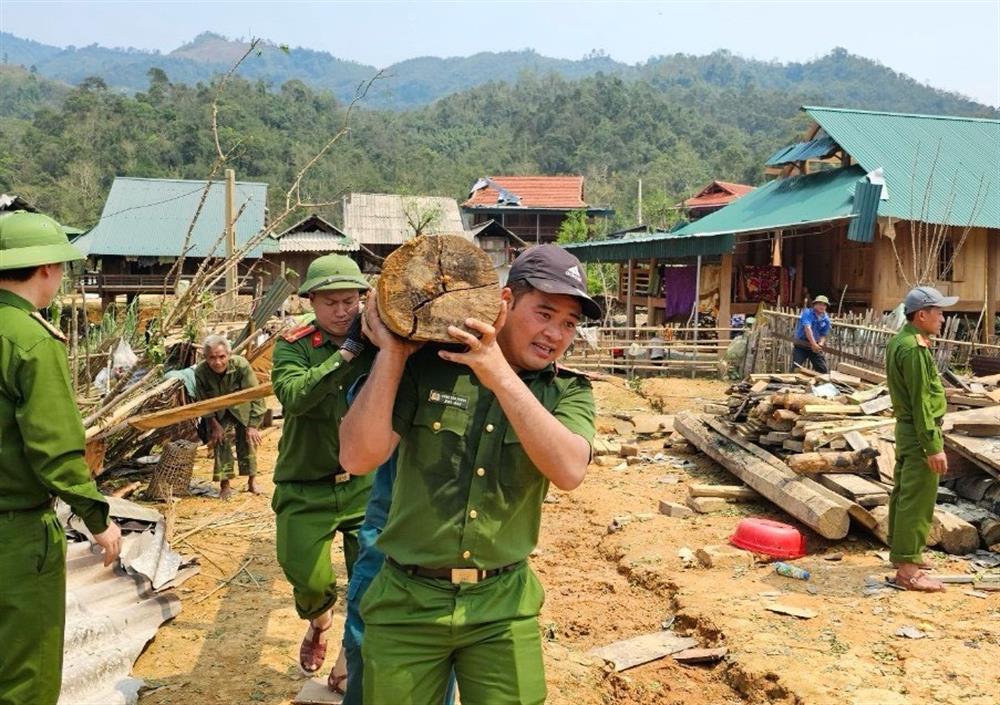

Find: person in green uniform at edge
<box><xmin>0</xmin><ymin>210</ymin><xmax>123</xmax><ymax>705</ymax></box>
<box><xmin>270</xmin><ymin>254</ymin><xmax>376</xmax><ymax>686</ymax></box>
<box><xmin>340</xmin><ymin>244</ymin><xmax>600</xmax><ymax>705</ymax></box>
<box><xmin>194</xmin><ymin>334</ymin><xmax>266</xmax><ymax>500</ymax></box>
<box><xmin>885</xmin><ymin>285</ymin><xmax>958</xmax><ymax>592</ymax></box>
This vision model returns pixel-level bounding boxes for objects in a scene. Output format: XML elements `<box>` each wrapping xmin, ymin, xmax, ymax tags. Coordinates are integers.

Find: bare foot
<box><xmin>246</xmin><ymin>477</ymin><xmax>263</xmax><ymax>495</ymax></box>
<box><xmin>219</xmin><ymin>480</ymin><xmax>233</xmax><ymax>501</ymax></box>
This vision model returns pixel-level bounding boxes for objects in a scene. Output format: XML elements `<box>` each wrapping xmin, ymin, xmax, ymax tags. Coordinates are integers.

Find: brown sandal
<box><xmin>299</xmin><ymin>620</ymin><xmax>332</xmax><ymax>675</ymax></box>
<box><xmin>893</xmin><ymin>570</ymin><xmax>946</xmax><ymax>592</ymax></box>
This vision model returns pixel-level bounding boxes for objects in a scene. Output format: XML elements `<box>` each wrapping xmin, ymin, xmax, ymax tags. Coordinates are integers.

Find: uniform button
<box><xmin>476</xmin><ymin>467</ymin><xmax>485</xmax><ymax>477</ymax></box>
<box><xmin>469</xmin><ymin>509</ymin><xmax>478</xmax><ymax>519</ymax></box>
<box><xmin>486</xmin><ymin>424</ymin><xmax>495</xmax><ymax>433</ymax></box>
<box><xmin>462</xmin><ymin>550</ymin><xmax>471</xmax><ymax>559</ymax></box>
<box><xmin>338</xmin><ymin>385</ymin><xmax>343</xmax><ymax>391</ymax></box>
<box><xmin>432</xmin><ymin>421</ymin><xmax>442</xmax><ymax>431</ymax></box>
<box><xmin>334</xmin><ymin>362</ymin><xmax>340</xmax><ymax>368</ymax></box>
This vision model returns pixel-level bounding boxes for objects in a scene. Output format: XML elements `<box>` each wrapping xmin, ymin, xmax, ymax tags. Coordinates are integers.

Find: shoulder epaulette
<box><xmin>282</xmin><ymin>324</ymin><xmax>317</xmax><ymax>343</ymax></box>
<box><xmin>555</xmin><ymin>363</ymin><xmax>601</xmax><ymax>381</ymax></box>
<box><xmin>30</xmin><ymin>312</ymin><xmax>67</xmax><ymax>342</ymax></box>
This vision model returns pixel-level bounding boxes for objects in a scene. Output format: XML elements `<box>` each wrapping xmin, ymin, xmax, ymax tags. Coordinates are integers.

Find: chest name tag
<box><xmin>428</xmin><ymin>390</ymin><xmax>469</xmax><ymax>410</ymax></box>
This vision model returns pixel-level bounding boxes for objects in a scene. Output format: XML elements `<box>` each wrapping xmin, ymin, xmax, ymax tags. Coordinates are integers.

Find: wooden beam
<box><xmin>837</xmin><ymin>362</ymin><xmax>886</xmax><ymax>384</ymax></box>
<box><xmin>128</xmin><ymin>382</ymin><xmax>274</xmax><ymax>431</ymax></box>
<box><xmin>786</xmin><ymin>448</ymin><xmax>879</xmax><ymax>475</ymax></box>
<box><xmin>718</xmin><ymin>252</ymin><xmax>733</xmax><ymax>343</ymax></box>
<box><xmin>688</xmin><ymin>484</ymin><xmax>760</xmax><ymax>501</ymax></box>
<box><xmin>676</xmin><ymin>413</ymin><xmax>850</xmax><ymax>539</ymax></box>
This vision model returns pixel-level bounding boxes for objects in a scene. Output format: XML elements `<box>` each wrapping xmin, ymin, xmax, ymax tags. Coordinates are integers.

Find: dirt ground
<box><xmin>131</xmin><ymin>377</ymin><xmax>999</xmax><ymax>705</ymax></box>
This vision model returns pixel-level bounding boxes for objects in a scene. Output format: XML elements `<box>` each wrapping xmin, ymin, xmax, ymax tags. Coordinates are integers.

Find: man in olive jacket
<box><xmin>194</xmin><ymin>334</ymin><xmax>266</xmax><ymax>499</ymax></box>
<box><xmin>0</xmin><ymin>210</ymin><xmax>122</xmax><ymax>705</ymax></box>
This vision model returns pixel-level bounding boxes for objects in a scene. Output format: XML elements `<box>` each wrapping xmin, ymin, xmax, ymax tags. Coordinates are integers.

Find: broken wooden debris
<box><xmin>687</xmin><ymin>484</ymin><xmax>760</xmax><ymax>501</ymax></box>
<box><xmin>659</xmin><ymin>500</ymin><xmax>694</xmax><ymax>518</ymax></box>
<box><xmin>589</xmin><ymin>632</ymin><xmax>698</xmax><ymax>672</ymax></box>
<box><xmin>686</xmin><ymin>495</ymin><xmax>729</xmax><ymax>514</ymax></box>
<box><xmin>676</xmin><ymin>413</ymin><xmax>850</xmax><ymax>539</ymax></box>
<box><xmin>672</xmin><ymin>647</ymin><xmax>728</xmax><ymax>665</ymax></box>
<box><xmin>127</xmin><ymin>382</ymin><xmax>274</xmax><ymax>431</ymax></box>
<box><xmin>765</xmin><ymin>603</ymin><xmax>817</xmax><ymax>619</ymax></box>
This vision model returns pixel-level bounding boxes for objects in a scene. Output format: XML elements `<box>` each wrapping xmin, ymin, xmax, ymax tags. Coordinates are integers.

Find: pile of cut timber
<box><xmin>676</xmin><ymin>363</ymin><xmax>1000</xmax><ymax>554</ymax></box>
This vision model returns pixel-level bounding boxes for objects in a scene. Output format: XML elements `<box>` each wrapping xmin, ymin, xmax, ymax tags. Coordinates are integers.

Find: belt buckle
<box><xmin>450</xmin><ymin>568</ymin><xmax>480</xmax><ymax>584</ymax></box>
<box><xmin>334</xmin><ymin>474</ymin><xmax>351</xmax><ymax>485</ymax></box>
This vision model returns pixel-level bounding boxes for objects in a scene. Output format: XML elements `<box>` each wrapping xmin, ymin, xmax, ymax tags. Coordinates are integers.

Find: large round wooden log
<box><xmin>377</xmin><ymin>234</ymin><xmax>501</xmax><ymax>343</ymax></box>
<box><xmin>674</xmin><ymin>412</ymin><xmax>850</xmax><ymax>539</ymax></box>
<box><xmin>786</xmin><ymin>448</ymin><xmax>879</xmax><ymax>475</ymax></box>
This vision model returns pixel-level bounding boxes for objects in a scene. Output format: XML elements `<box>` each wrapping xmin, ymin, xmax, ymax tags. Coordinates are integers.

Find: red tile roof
<box><xmin>683</xmin><ymin>180</ymin><xmax>754</xmax><ymax>209</ymax></box>
<box><xmin>463</xmin><ymin>176</ymin><xmax>588</xmax><ymax>209</ymax></box>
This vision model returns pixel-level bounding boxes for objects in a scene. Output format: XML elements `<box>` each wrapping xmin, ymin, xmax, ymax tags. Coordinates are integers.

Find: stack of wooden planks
<box><xmin>678</xmin><ymin>364</ymin><xmax>1000</xmax><ymax>554</ymax></box>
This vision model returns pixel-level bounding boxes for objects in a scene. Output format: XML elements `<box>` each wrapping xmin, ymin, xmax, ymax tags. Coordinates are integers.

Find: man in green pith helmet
<box><xmin>886</xmin><ymin>285</ymin><xmax>957</xmax><ymax>592</ymax></box>
<box><xmin>270</xmin><ymin>253</ymin><xmax>376</xmax><ymax>688</ymax></box>
<box><xmin>0</xmin><ymin>210</ymin><xmax>122</xmax><ymax>705</ymax></box>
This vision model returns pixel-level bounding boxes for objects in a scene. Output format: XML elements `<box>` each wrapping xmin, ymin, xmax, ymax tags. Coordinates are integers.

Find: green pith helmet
<box><xmin>0</xmin><ymin>210</ymin><xmax>84</xmax><ymax>271</ymax></box>
<box><xmin>298</xmin><ymin>254</ymin><xmax>369</xmax><ymax>295</ymax></box>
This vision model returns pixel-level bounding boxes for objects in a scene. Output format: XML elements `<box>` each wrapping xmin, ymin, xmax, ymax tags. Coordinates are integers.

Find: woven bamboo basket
<box><xmin>146</xmin><ymin>439</ymin><xmax>198</xmax><ymax>500</ymax></box>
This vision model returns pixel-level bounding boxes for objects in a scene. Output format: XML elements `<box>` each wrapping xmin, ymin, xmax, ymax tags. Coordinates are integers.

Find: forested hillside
<box><xmin>0</xmin><ymin>35</ymin><xmax>995</xmax><ymax>231</ymax></box>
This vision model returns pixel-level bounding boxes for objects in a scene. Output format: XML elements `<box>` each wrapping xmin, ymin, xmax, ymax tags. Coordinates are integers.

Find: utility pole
<box><xmin>637</xmin><ymin>178</ymin><xmax>643</xmax><ymax>225</ymax></box>
<box><xmin>224</xmin><ymin>169</ymin><xmax>236</xmax><ymax>311</ymax></box>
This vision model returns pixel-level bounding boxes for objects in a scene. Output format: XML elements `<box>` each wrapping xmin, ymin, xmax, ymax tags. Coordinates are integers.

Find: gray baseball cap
<box><xmin>903</xmin><ymin>286</ymin><xmax>958</xmax><ymax>315</ymax></box>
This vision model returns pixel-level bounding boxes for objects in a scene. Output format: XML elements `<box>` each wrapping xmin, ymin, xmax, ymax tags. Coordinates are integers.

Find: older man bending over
<box><xmin>195</xmin><ymin>334</ymin><xmax>266</xmax><ymax>499</ymax></box>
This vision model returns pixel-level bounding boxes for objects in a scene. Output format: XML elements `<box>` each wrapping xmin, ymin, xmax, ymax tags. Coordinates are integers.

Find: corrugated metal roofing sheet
<box><xmin>74</xmin><ymin>177</ymin><xmax>269</xmax><ymax>258</ymax></box>
<box><xmin>672</xmin><ymin>165</ymin><xmax>865</xmax><ymax>239</ymax></box>
<box><xmin>561</xmin><ymin>231</ymin><xmax>735</xmax><ymax>263</ymax></box>
<box><xmin>342</xmin><ymin>193</ymin><xmax>468</xmax><ymax>245</ymax></box>
<box><xmin>272</xmin><ymin>231</ymin><xmax>358</xmax><ymax>252</ymax></box>
<box><xmin>463</xmin><ymin>176</ymin><xmax>588</xmax><ymax>209</ymax></box>
<box><xmin>765</xmin><ymin>135</ymin><xmax>839</xmax><ymax>167</ymax></box>
<box><xmin>804</xmin><ymin>106</ymin><xmax>1000</xmax><ymax>228</ymax></box>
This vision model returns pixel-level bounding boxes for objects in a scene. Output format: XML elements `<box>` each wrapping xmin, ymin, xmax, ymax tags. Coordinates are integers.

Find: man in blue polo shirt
<box><xmin>792</xmin><ymin>295</ymin><xmax>831</xmax><ymax>374</ymax></box>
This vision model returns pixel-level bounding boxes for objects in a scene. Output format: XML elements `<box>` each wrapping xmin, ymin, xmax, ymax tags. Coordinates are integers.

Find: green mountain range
<box><xmin>1</xmin><ymin>31</ymin><xmax>995</xmax><ymax>115</ymax></box>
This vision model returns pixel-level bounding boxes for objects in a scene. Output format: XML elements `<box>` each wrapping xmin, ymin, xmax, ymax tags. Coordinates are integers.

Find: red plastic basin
<box><xmin>730</xmin><ymin>518</ymin><xmax>806</xmax><ymax>559</ymax></box>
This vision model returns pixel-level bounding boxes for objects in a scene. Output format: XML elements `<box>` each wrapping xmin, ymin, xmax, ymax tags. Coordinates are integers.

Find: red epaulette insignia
<box><xmin>311</xmin><ymin>331</ymin><xmax>324</xmax><ymax>348</ymax></box>
<box><xmin>282</xmin><ymin>324</ymin><xmax>317</xmax><ymax>343</ymax></box>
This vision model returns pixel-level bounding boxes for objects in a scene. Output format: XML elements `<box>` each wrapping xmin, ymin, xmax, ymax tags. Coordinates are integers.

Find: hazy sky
<box><xmin>2</xmin><ymin>1</ymin><xmax>998</xmax><ymax>106</ymax></box>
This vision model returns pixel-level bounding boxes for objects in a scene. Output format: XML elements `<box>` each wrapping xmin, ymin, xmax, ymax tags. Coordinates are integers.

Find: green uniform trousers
<box><xmin>888</xmin><ymin>423</ymin><xmax>940</xmax><ymax>564</ymax></box>
<box><xmin>361</xmin><ymin>561</ymin><xmax>546</xmax><ymax>705</ymax></box>
<box><xmin>0</xmin><ymin>507</ymin><xmax>67</xmax><ymax>705</ymax></box>
<box><xmin>272</xmin><ymin>476</ymin><xmax>372</xmax><ymax>620</ymax></box>
<box><xmin>212</xmin><ymin>417</ymin><xmax>257</xmax><ymax>482</ymax></box>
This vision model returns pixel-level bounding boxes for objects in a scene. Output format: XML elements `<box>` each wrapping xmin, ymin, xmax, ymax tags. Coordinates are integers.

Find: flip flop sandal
<box><xmin>299</xmin><ymin>621</ymin><xmax>331</xmax><ymax>675</ymax></box>
<box><xmin>328</xmin><ymin>671</ymin><xmax>348</xmax><ymax>694</ymax></box>
<box><xmin>893</xmin><ymin>570</ymin><xmax>946</xmax><ymax>593</ymax></box>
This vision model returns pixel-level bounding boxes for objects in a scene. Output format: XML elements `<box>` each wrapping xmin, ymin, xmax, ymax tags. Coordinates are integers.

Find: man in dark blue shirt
<box><xmin>792</xmin><ymin>295</ymin><xmax>831</xmax><ymax>374</ymax></box>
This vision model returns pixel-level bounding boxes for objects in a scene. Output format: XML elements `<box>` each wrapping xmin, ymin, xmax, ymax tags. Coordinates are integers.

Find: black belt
<box><xmin>386</xmin><ymin>556</ymin><xmax>521</xmax><ymax>585</ymax></box>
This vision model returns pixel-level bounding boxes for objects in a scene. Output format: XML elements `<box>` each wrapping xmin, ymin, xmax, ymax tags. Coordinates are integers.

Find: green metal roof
<box><xmin>561</xmin><ymin>230</ymin><xmax>734</xmax><ymax>263</ymax></box>
<box><xmin>74</xmin><ymin>177</ymin><xmax>268</xmax><ymax>258</ymax></box>
<box><xmin>765</xmin><ymin>135</ymin><xmax>839</xmax><ymax>167</ymax></box>
<box><xmin>804</xmin><ymin>106</ymin><xmax>1000</xmax><ymax>228</ymax></box>
<box><xmin>671</xmin><ymin>165</ymin><xmax>865</xmax><ymax>239</ymax></box>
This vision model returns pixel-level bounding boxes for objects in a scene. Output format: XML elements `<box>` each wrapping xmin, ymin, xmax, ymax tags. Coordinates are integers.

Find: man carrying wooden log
<box><xmin>0</xmin><ymin>210</ymin><xmax>122</xmax><ymax>705</ymax></box>
<box><xmin>791</xmin><ymin>294</ymin><xmax>831</xmax><ymax>373</ymax></box>
<box><xmin>340</xmin><ymin>244</ymin><xmax>600</xmax><ymax>705</ymax></box>
<box><xmin>194</xmin><ymin>334</ymin><xmax>266</xmax><ymax>500</ymax></box>
<box><xmin>270</xmin><ymin>254</ymin><xmax>376</xmax><ymax>683</ymax></box>
<box><xmin>885</xmin><ymin>286</ymin><xmax>957</xmax><ymax>592</ymax></box>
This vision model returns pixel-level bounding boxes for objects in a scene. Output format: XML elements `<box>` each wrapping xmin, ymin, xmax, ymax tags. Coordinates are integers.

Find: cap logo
<box><xmin>565</xmin><ymin>266</ymin><xmax>583</xmax><ymax>283</ymax></box>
